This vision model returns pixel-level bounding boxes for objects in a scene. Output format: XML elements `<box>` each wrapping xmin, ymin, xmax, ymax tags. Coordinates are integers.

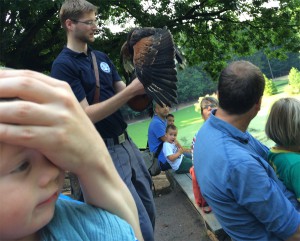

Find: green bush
<box><xmin>288</xmin><ymin>67</ymin><xmax>300</xmax><ymax>94</ymax></box>
<box><xmin>264</xmin><ymin>74</ymin><xmax>277</xmax><ymax>96</ymax></box>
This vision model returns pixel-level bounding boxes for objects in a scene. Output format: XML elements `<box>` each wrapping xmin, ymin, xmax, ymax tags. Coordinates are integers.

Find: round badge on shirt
<box><xmin>100</xmin><ymin>62</ymin><xmax>110</xmax><ymax>73</ymax></box>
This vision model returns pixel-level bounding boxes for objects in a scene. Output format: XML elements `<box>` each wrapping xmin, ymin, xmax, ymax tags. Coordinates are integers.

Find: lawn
<box><xmin>127</xmin><ymin>79</ymin><xmax>300</xmax><ymax>149</ymax></box>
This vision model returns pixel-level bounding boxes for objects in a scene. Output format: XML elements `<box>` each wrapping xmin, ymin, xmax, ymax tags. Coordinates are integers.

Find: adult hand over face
<box><xmin>0</xmin><ymin>69</ymin><xmax>144</xmax><ymax>241</ymax></box>
<box><xmin>0</xmin><ymin>69</ymin><xmax>111</xmax><ymax>174</ymax></box>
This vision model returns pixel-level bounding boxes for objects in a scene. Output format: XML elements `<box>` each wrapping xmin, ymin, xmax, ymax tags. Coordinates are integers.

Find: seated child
<box><xmin>163</xmin><ymin>124</ymin><xmax>193</xmax><ymax>174</ymax></box>
<box><xmin>0</xmin><ymin>69</ymin><xmax>142</xmax><ymax>241</ymax></box>
<box><xmin>265</xmin><ymin>97</ymin><xmax>300</xmax><ymax>202</ymax></box>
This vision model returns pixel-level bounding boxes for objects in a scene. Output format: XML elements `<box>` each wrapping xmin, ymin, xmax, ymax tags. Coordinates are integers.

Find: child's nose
<box><xmin>36</xmin><ymin>157</ymin><xmax>62</xmax><ymax>188</ymax></box>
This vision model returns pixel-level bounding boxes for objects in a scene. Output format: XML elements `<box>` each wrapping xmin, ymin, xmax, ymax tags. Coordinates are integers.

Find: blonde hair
<box><xmin>265</xmin><ymin>98</ymin><xmax>300</xmax><ymax>147</ymax></box>
<box><xmin>59</xmin><ymin>0</ymin><xmax>98</xmax><ymax>30</ymax></box>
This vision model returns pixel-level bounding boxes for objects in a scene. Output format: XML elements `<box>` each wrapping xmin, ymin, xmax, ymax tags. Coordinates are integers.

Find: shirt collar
<box><xmin>210</xmin><ymin>109</ymin><xmax>250</xmax><ymax>144</ymax></box>
<box><xmin>63</xmin><ymin>46</ymin><xmax>93</xmax><ymax>58</ymax></box>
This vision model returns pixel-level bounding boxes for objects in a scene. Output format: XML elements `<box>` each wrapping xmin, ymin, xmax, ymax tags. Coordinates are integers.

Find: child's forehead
<box><xmin>0</xmin><ymin>143</ymin><xmax>27</xmax><ymax>160</ymax></box>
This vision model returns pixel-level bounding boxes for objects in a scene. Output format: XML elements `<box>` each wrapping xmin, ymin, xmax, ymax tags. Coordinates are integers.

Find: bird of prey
<box><xmin>121</xmin><ymin>27</ymin><xmax>185</xmax><ymax>110</ymax></box>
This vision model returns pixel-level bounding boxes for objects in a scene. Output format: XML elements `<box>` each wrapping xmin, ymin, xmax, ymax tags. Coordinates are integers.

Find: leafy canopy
<box><xmin>1</xmin><ymin>0</ymin><xmax>300</xmax><ymax>77</ymax></box>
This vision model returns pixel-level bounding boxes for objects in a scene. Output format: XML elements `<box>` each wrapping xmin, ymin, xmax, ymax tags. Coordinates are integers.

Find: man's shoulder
<box><xmin>52</xmin><ymin>48</ymin><xmax>74</xmax><ymax>66</ymax></box>
<box><xmin>92</xmin><ymin>50</ymin><xmax>110</xmax><ymax>61</ymax></box>
<box><xmin>150</xmin><ymin>115</ymin><xmax>164</xmax><ymax>124</ymax></box>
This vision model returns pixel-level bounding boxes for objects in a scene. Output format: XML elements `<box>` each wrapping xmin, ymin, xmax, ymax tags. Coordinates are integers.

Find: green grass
<box><xmin>128</xmin><ymin>79</ymin><xmax>300</xmax><ymax>149</ymax></box>
<box><xmin>274</xmin><ymin>79</ymin><xmax>289</xmax><ymax>93</ymax></box>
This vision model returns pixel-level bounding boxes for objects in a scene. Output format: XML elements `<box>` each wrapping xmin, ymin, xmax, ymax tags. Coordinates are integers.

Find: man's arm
<box><xmin>232</xmin><ymin>159</ymin><xmax>300</xmax><ymax>240</ymax></box>
<box><xmin>80</xmin><ymin>78</ymin><xmax>144</xmax><ymax>123</ymax></box>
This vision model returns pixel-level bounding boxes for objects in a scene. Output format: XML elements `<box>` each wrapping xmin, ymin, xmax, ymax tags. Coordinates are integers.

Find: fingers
<box><xmin>0</xmin><ymin>69</ymin><xmax>67</xmax><ymax>88</ymax></box>
<box><xmin>0</xmin><ymin>100</ymin><xmax>54</xmax><ymax>125</ymax></box>
<box><xmin>0</xmin><ymin>123</ymin><xmax>59</xmax><ymax>150</ymax></box>
<box><xmin>0</xmin><ymin>69</ymin><xmax>80</xmax><ymax>126</ymax></box>
<box><xmin>0</xmin><ymin>69</ymin><xmax>107</xmax><ymax>173</ymax></box>
<box><xmin>0</xmin><ymin>69</ymin><xmax>72</xmax><ymax>103</ymax></box>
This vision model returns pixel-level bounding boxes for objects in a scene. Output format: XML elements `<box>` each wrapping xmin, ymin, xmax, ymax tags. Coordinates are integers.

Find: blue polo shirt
<box><xmin>51</xmin><ymin>47</ymin><xmax>127</xmax><ymax>138</ymax></box>
<box><xmin>194</xmin><ymin>109</ymin><xmax>300</xmax><ymax>241</ymax></box>
<box><xmin>148</xmin><ymin>115</ymin><xmax>167</xmax><ymax>164</ymax></box>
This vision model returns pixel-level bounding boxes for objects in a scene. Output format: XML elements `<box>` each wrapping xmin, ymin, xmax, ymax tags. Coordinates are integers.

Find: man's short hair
<box><xmin>218</xmin><ymin>61</ymin><xmax>265</xmax><ymax>114</ymax></box>
<box><xmin>60</xmin><ymin>0</ymin><xmax>98</xmax><ymax>30</ymax></box>
<box><xmin>265</xmin><ymin>98</ymin><xmax>300</xmax><ymax>147</ymax></box>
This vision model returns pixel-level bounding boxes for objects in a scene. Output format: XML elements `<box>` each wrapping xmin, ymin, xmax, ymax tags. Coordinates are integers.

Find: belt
<box><xmin>103</xmin><ymin>131</ymin><xmax>129</xmax><ymax>146</ymax></box>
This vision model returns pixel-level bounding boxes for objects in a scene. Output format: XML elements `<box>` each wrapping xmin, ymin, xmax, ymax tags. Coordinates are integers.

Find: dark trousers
<box><xmin>107</xmin><ymin>138</ymin><xmax>155</xmax><ymax>241</ymax></box>
<box><xmin>175</xmin><ymin>156</ymin><xmax>193</xmax><ymax>174</ymax></box>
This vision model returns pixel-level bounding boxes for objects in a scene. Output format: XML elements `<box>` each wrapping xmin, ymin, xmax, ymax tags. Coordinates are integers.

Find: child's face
<box><xmin>167</xmin><ymin>117</ymin><xmax>174</xmax><ymax>126</ymax></box>
<box><xmin>165</xmin><ymin>129</ymin><xmax>177</xmax><ymax>143</ymax></box>
<box><xmin>0</xmin><ymin>143</ymin><xmax>64</xmax><ymax>240</ymax></box>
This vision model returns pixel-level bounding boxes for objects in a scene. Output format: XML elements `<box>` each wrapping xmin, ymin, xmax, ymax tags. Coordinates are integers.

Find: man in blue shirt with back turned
<box><xmin>194</xmin><ymin>61</ymin><xmax>300</xmax><ymax>241</ymax></box>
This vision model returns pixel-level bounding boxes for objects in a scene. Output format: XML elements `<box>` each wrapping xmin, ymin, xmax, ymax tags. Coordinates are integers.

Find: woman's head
<box><xmin>200</xmin><ymin>97</ymin><xmax>219</xmax><ymax>121</ymax></box>
<box><xmin>265</xmin><ymin>98</ymin><xmax>300</xmax><ymax>149</ymax></box>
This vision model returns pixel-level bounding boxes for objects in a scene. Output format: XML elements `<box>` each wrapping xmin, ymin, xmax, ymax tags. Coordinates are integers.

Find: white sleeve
<box><xmin>163</xmin><ymin>142</ymin><xmax>174</xmax><ymax>159</ymax></box>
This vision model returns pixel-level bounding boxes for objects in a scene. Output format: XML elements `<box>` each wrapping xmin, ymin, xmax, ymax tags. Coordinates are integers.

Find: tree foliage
<box><xmin>176</xmin><ymin>66</ymin><xmax>217</xmax><ymax>103</ymax></box>
<box><xmin>263</xmin><ymin>74</ymin><xmax>277</xmax><ymax>96</ymax></box>
<box><xmin>288</xmin><ymin>67</ymin><xmax>300</xmax><ymax>94</ymax></box>
<box><xmin>1</xmin><ymin>0</ymin><xmax>300</xmax><ymax>77</ymax></box>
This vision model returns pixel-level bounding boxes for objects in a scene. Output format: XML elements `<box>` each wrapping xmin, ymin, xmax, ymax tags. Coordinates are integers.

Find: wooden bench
<box><xmin>166</xmin><ymin>171</ymin><xmax>230</xmax><ymax>241</ymax></box>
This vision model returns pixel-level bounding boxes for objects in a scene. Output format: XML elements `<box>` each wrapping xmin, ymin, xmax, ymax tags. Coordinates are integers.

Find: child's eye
<box><xmin>11</xmin><ymin>161</ymin><xmax>30</xmax><ymax>174</ymax></box>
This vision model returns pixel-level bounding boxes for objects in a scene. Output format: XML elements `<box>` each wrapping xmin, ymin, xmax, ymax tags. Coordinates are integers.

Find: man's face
<box><xmin>155</xmin><ymin>104</ymin><xmax>170</xmax><ymax>119</ymax></box>
<box><xmin>0</xmin><ymin>143</ymin><xmax>64</xmax><ymax>240</ymax></box>
<box><xmin>71</xmin><ymin>12</ymin><xmax>98</xmax><ymax>44</ymax></box>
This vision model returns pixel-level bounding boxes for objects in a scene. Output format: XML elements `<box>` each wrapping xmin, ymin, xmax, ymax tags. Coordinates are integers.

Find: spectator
<box><xmin>50</xmin><ymin>1</ymin><xmax>155</xmax><ymax>240</ymax></box>
<box><xmin>166</xmin><ymin>113</ymin><xmax>175</xmax><ymax>126</ymax></box>
<box><xmin>0</xmin><ymin>69</ymin><xmax>143</xmax><ymax>241</ymax></box>
<box><xmin>265</xmin><ymin>97</ymin><xmax>300</xmax><ymax>202</ymax></box>
<box><xmin>194</xmin><ymin>61</ymin><xmax>300</xmax><ymax>240</ymax></box>
<box><xmin>163</xmin><ymin>124</ymin><xmax>193</xmax><ymax>174</ymax></box>
<box><xmin>191</xmin><ymin>96</ymin><xmax>219</xmax><ymax>159</ymax></box>
<box><xmin>148</xmin><ymin>102</ymin><xmax>172</xmax><ymax>171</ymax></box>
<box><xmin>190</xmin><ymin>96</ymin><xmax>218</xmax><ymax>213</ymax></box>
<box><xmin>166</xmin><ymin>113</ymin><xmax>192</xmax><ymax>158</ymax></box>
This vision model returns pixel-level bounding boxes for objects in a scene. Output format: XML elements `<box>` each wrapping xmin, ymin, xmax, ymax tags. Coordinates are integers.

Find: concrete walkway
<box><xmin>153</xmin><ymin>172</ymin><xmax>211</xmax><ymax>241</ymax></box>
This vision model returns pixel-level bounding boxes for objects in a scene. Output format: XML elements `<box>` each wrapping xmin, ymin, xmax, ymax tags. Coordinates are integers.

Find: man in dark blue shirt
<box><xmin>51</xmin><ymin>1</ymin><xmax>155</xmax><ymax>240</ymax></box>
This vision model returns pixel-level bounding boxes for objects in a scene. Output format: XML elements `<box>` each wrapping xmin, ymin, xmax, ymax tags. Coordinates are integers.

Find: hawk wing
<box><xmin>121</xmin><ymin>27</ymin><xmax>182</xmax><ymax>107</ymax></box>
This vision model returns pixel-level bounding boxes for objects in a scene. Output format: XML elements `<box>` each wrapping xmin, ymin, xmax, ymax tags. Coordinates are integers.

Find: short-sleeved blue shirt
<box><xmin>51</xmin><ymin>47</ymin><xmax>127</xmax><ymax>138</ymax></box>
<box><xmin>39</xmin><ymin>197</ymin><xmax>137</xmax><ymax>240</ymax></box>
<box><xmin>194</xmin><ymin>109</ymin><xmax>300</xmax><ymax>241</ymax></box>
<box><xmin>148</xmin><ymin>115</ymin><xmax>167</xmax><ymax>164</ymax></box>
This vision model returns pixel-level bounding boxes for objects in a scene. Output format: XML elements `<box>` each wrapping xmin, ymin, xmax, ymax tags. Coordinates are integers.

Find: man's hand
<box><xmin>0</xmin><ymin>69</ymin><xmax>109</xmax><ymax>173</ymax></box>
<box><xmin>129</xmin><ymin>77</ymin><xmax>146</xmax><ymax>96</ymax></box>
